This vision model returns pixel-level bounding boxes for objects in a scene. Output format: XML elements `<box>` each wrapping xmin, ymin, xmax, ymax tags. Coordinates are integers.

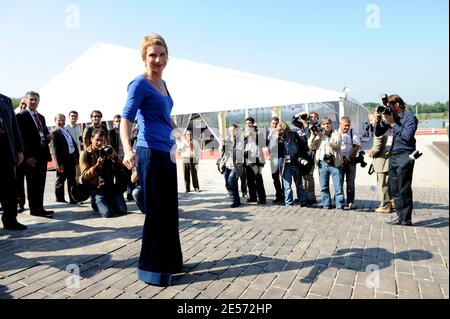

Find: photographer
<box><xmin>267</xmin><ymin>116</ymin><xmax>284</xmax><ymax>204</ymax></box>
<box><xmin>292</xmin><ymin>111</ymin><xmax>320</xmax><ymax>205</ymax></box>
<box><xmin>277</xmin><ymin>122</ymin><xmax>311</xmax><ymax>207</ymax></box>
<box><xmin>339</xmin><ymin>116</ymin><xmax>363</xmax><ymax>210</ymax></box>
<box><xmin>220</xmin><ymin>124</ymin><xmax>245</xmax><ymax>208</ymax></box>
<box><xmin>367</xmin><ymin>112</ymin><xmax>393</xmax><ymax>214</ymax></box>
<box><xmin>243</xmin><ymin>117</ymin><xmax>266</xmax><ymax>204</ymax></box>
<box><xmin>79</xmin><ymin>129</ymin><xmax>128</xmax><ymax>218</ymax></box>
<box><xmin>374</xmin><ymin>95</ymin><xmax>418</xmax><ymax>226</ymax></box>
<box><xmin>308</xmin><ymin>118</ymin><xmax>345</xmax><ymax>210</ymax></box>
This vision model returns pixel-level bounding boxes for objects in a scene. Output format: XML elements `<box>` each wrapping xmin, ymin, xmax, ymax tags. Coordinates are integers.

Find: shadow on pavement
<box><xmin>172</xmin><ymin>248</ymin><xmax>433</xmax><ymax>286</ymax></box>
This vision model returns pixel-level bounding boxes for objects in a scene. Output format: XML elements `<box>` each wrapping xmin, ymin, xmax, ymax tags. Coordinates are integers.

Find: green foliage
<box><xmin>11</xmin><ymin>98</ymin><xmax>21</xmax><ymax>109</ymax></box>
<box><xmin>416</xmin><ymin>112</ymin><xmax>448</xmax><ymax>120</ymax></box>
<box><xmin>406</xmin><ymin>101</ymin><xmax>449</xmax><ymax>114</ymax></box>
<box><xmin>364</xmin><ymin>100</ymin><xmax>449</xmax><ymax>118</ymax></box>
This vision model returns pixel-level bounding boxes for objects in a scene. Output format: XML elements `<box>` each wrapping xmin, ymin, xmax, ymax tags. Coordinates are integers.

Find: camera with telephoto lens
<box><xmin>96</xmin><ymin>146</ymin><xmax>114</xmax><ymax>158</ymax></box>
<box><xmin>376</xmin><ymin>93</ymin><xmax>392</xmax><ymax>117</ymax></box>
<box><xmin>353</xmin><ymin>151</ymin><xmax>367</xmax><ymax>168</ymax></box>
<box><xmin>376</xmin><ymin>105</ymin><xmax>392</xmax><ymax>116</ymax></box>
<box><xmin>300</xmin><ymin>113</ymin><xmax>310</xmax><ymax>121</ymax></box>
<box><xmin>409</xmin><ymin>150</ymin><xmax>423</xmax><ymax>161</ymax></box>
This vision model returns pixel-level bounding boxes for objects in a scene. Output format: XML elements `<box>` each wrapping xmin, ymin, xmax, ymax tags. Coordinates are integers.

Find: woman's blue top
<box><xmin>122</xmin><ymin>74</ymin><xmax>174</xmax><ymax>153</ymax></box>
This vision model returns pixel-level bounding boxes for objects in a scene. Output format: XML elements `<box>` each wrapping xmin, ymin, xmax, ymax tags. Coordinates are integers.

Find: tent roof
<box><xmin>39</xmin><ymin>42</ymin><xmax>345</xmax><ymax>123</ymax></box>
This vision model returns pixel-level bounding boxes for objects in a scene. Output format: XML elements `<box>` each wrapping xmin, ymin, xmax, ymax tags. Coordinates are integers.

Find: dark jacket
<box><xmin>278</xmin><ymin>132</ymin><xmax>312</xmax><ymax>176</ymax></box>
<box><xmin>50</xmin><ymin>127</ymin><xmax>80</xmax><ymax>168</ymax></box>
<box><xmin>0</xmin><ymin>94</ymin><xmax>23</xmax><ymax>163</ymax></box>
<box><xmin>16</xmin><ymin>109</ymin><xmax>51</xmax><ymax>162</ymax></box>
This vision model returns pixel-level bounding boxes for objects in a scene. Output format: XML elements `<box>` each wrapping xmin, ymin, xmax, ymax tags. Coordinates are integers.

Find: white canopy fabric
<box><xmin>39</xmin><ymin>42</ymin><xmax>346</xmax><ymax>123</ymax></box>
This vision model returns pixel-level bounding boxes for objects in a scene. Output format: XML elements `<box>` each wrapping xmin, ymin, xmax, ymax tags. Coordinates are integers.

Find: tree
<box><xmin>11</xmin><ymin>98</ymin><xmax>21</xmax><ymax>110</ymax></box>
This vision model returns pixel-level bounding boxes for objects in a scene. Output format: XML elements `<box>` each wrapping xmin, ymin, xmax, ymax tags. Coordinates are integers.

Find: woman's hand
<box><xmin>123</xmin><ymin>149</ymin><xmax>137</xmax><ymax>170</ymax></box>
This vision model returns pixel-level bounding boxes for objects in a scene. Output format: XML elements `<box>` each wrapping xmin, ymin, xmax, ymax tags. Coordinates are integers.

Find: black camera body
<box><xmin>409</xmin><ymin>150</ymin><xmax>423</xmax><ymax>161</ymax></box>
<box><xmin>353</xmin><ymin>151</ymin><xmax>367</xmax><ymax>168</ymax></box>
<box><xmin>323</xmin><ymin>153</ymin><xmax>335</xmax><ymax>166</ymax></box>
<box><xmin>300</xmin><ymin>113</ymin><xmax>310</xmax><ymax>121</ymax></box>
<box><xmin>278</xmin><ymin>131</ymin><xmax>286</xmax><ymax>143</ymax></box>
<box><xmin>376</xmin><ymin>105</ymin><xmax>392</xmax><ymax>116</ymax></box>
<box><xmin>310</xmin><ymin>123</ymin><xmax>323</xmax><ymax>135</ymax></box>
<box><xmin>96</xmin><ymin>146</ymin><xmax>114</xmax><ymax>158</ymax></box>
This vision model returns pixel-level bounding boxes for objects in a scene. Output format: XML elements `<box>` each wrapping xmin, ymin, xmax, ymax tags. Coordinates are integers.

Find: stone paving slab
<box><xmin>1</xmin><ymin>138</ymin><xmax>449</xmax><ymax>299</ymax></box>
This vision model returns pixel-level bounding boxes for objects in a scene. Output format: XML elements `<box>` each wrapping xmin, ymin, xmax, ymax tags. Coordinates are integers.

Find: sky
<box><xmin>0</xmin><ymin>0</ymin><xmax>448</xmax><ymax>104</ymax></box>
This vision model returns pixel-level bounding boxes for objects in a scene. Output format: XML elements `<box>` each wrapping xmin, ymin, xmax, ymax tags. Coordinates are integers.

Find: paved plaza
<box><xmin>0</xmin><ymin>135</ymin><xmax>448</xmax><ymax>299</ymax></box>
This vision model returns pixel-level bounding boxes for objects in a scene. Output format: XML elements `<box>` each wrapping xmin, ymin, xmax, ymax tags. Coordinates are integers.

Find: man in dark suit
<box><xmin>16</xmin><ymin>91</ymin><xmax>54</xmax><ymax>218</ymax></box>
<box><xmin>108</xmin><ymin>114</ymin><xmax>124</xmax><ymax>159</ymax></box>
<box><xmin>0</xmin><ymin>93</ymin><xmax>27</xmax><ymax>230</ymax></box>
<box><xmin>50</xmin><ymin>114</ymin><xmax>80</xmax><ymax>204</ymax></box>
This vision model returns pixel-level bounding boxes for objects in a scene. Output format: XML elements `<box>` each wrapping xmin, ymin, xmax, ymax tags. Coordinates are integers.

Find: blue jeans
<box><xmin>282</xmin><ymin>163</ymin><xmax>306</xmax><ymax>206</ymax></box>
<box><xmin>132</xmin><ymin>185</ymin><xmax>144</xmax><ymax>214</ymax></box>
<box><xmin>91</xmin><ymin>189</ymin><xmax>127</xmax><ymax>218</ymax></box>
<box><xmin>223</xmin><ymin>168</ymin><xmax>240</xmax><ymax>204</ymax></box>
<box><xmin>389</xmin><ymin>152</ymin><xmax>415</xmax><ymax>223</ymax></box>
<box><xmin>318</xmin><ymin>161</ymin><xmax>344</xmax><ymax>209</ymax></box>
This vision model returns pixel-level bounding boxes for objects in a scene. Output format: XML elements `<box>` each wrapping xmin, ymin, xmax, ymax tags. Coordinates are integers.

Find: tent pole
<box><xmin>271</xmin><ymin>106</ymin><xmax>282</xmax><ymax>121</ymax></box>
<box><xmin>339</xmin><ymin>98</ymin><xmax>345</xmax><ymax>119</ymax></box>
<box><xmin>218</xmin><ymin>111</ymin><xmax>227</xmax><ymax>139</ymax></box>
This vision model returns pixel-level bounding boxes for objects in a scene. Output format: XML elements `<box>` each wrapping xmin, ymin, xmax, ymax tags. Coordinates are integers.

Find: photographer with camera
<box><xmin>220</xmin><ymin>124</ymin><xmax>246</xmax><ymax>208</ymax></box>
<box><xmin>292</xmin><ymin>111</ymin><xmax>320</xmax><ymax>205</ymax></box>
<box><xmin>267</xmin><ymin>116</ymin><xmax>284</xmax><ymax>204</ymax></box>
<box><xmin>308</xmin><ymin>118</ymin><xmax>345</xmax><ymax>210</ymax></box>
<box><xmin>243</xmin><ymin>117</ymin><xmax>266</xmax><ymax>204</ymax></box>
<box><xmin>367</xmin><ymin>112</ymin><xmax>393</xmax><ymax>214</ymax></box>
<box><xmin>339</xmin><ymin>116</ymin><xmax>365</xmax><ymax>210</ymax></box>
<box><xmin>374</xmin><ymin>95</ymin><xmax>418</xmax><ymax>226</ymax></box>
<box><xmin>277</xmin><ymin>122</ymin><xmax>311</xmax><ymax>207</ymax></box>
<box><xmin>79</xmin><ymin>129</ymin><xmax>128</xmax><ymax>218</ymax></box>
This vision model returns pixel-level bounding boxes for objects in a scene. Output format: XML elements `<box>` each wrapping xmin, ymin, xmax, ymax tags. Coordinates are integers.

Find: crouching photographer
<box><xmin>308</xmin><ymin>118</ymin><xmax>345</xmax><ymax>210</ymax></box>
<box><xmin>79</xmin><ymin>129</ymin><xmax>129</xmax><ymax>218</ymax></box>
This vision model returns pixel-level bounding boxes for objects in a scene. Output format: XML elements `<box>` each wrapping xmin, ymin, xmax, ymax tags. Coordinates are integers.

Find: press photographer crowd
<box><xmin>1</xmin><ymin>91</ymin><xmax>421</xmax><ymax>231</ymax></box>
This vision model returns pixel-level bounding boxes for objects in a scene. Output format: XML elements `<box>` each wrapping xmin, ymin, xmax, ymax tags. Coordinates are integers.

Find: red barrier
<box><xmin>415</xmin><ymin>128</ymin><xmax>447</xmax><ymax>135</ymax></box>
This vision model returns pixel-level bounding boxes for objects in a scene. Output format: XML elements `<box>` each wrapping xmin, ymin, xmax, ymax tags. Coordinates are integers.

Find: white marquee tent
<box><xmin>39</xmin><ymin>42</ymin><xmax>366</xmax><ymax>131</ymax></box>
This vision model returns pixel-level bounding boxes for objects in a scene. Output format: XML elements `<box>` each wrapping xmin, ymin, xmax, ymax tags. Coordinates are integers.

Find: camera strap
<box><xmin>349</xmin><ymin>129</ymin><xmax>358</xmax><ymax>157</ymax></box>
<box><xmin>350</xmin><ymin>129</ymin><xmax>355</xmax><ymax>147</ymax></box>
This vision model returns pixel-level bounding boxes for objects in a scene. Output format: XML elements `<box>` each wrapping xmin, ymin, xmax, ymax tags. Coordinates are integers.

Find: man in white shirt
<box><xmin>65</xmin><ymin>110</ymin><xmax>83</xmax><ymax>182</ymax></box>
<box><xmin>177</xmin><ymin>130</ymin><xmax>201</xmax><ymax>192</ymax></box>
<box><xmin>339</xmin><ymin>116</ymin><xmax>361</xmax><ymax>209</ymax></box>
<box><xmin>65</xmin><ymin>111</ymin><xmax>82</xmax><ymax>151</ymax></box>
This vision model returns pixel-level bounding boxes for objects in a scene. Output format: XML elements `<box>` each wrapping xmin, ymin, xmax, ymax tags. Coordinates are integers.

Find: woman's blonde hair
<box><xmin>277</xmin><ymin>122</ymin><xmax>291</xmax><ymax>133</ymax></box>
<box><xmin>141</xmin><ymin>33</ymin><xmax>168</xmax><ymax>61</ymax></box>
